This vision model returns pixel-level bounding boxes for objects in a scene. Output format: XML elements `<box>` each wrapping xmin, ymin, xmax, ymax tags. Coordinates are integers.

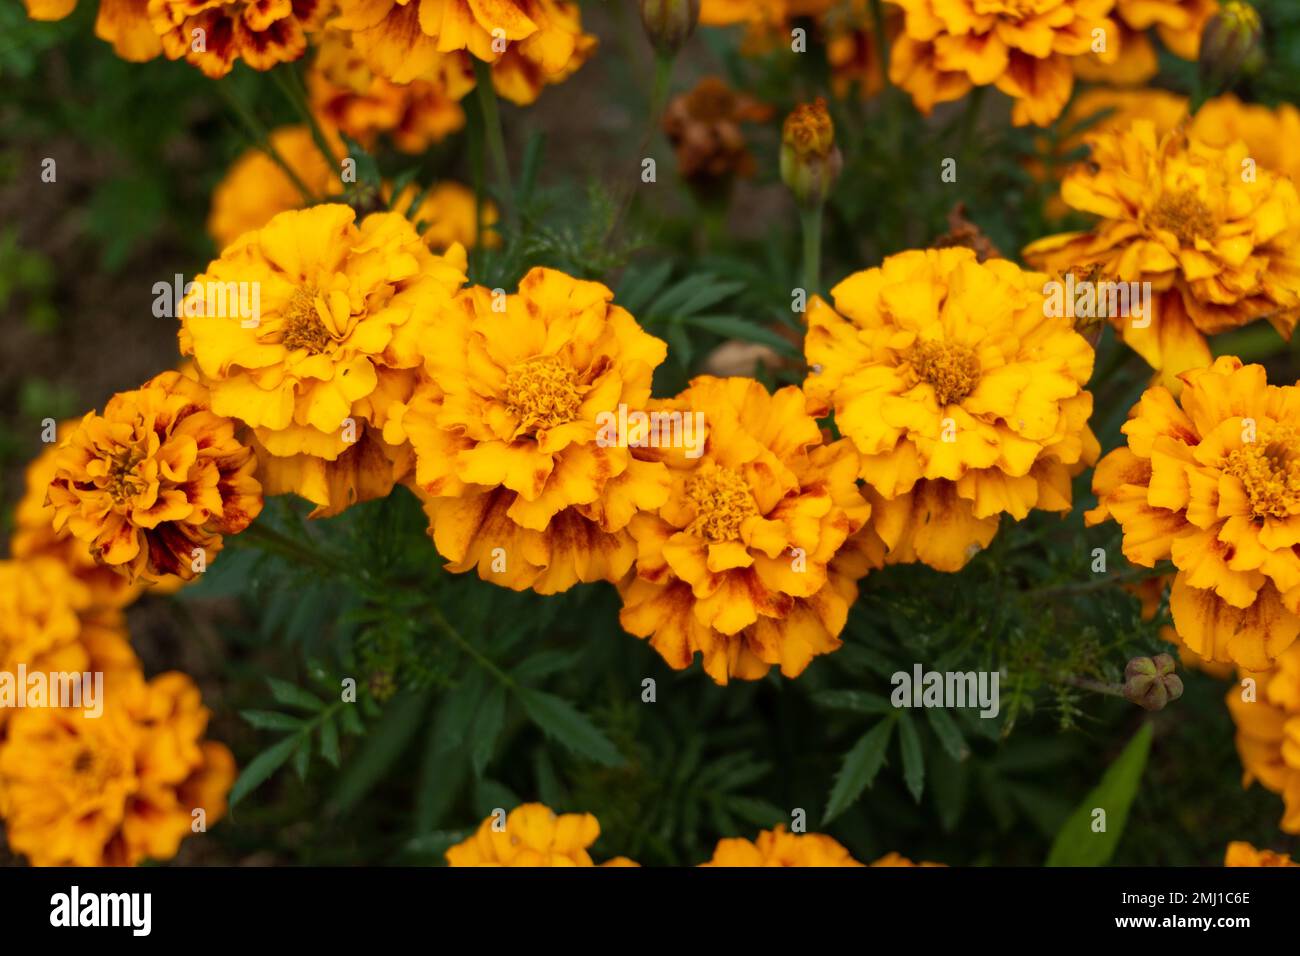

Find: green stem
<box><xmin>800</xmin><ymin>203</ymin><xmax>824</xmax><ymax>301</ymax></box>
<box><xmin>1027</xmin><ymin>562</ymin><xmax>1174</xmax><ymax>600</ymax></box>
<box><xmin>1062</xmin><ymin>675</ymin><xmax>1127</xmax><ymax>699</ymax></box>
<box><xmin>272</xmin><ymin>66</ymin><xmax>338</xmax><ymax>175</ymax></box>
<box><xmin>473</xmin><ymin>57</ymin><xmax>515</xmax><ymax>229</ymax></box>
<box><xmin>429</xmin><ymin>605</ymin><xmax>517</xmax><ymax>689</ymax></box>
<box><xmin>215</xmin><ymin>81</ymin><xmax>316</xmax><ymax>204</ymax></box>
<box><xmin>958</xmin><ymin>85</ymin><xmax>985</xmax><ymax>167</ymax></box>
<box><xmin>868</xmin><ymin>0</ymin><xmax>901</xmax><ymax>152</ymax></box>
<box><xmin>239</xmin><ymin>521</ymin><xmax>343</xmax><ymax>575</ymax></box>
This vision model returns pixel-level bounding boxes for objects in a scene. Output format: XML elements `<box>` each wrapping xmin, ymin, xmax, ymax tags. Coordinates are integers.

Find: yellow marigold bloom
<box><xmin>804</xmin><ymin>248</ymin><xmax>1097</xmax><ymax>574</ymax></box>
<box><xmin>618</xmin><ymin>376</ymin><xmax>870</xmax><ymax>684</ymax></box>
<box><xmin>1087</xmin><ymin>357</ymin><xmax>1300</xmax><ymax>671</ymax></box>
<box><xmin>1075</xmin><ymin>0</ymin><xmax>1217</xmax><ymax>84</ymax></box>
<box><xmin>47</xmin><ymin>372</ymin><xmax>262</xmax><ymax>584</ymax></box>
<box><xmin>1225</xmin><ymin>641</ymin><xmax>1300</xmax><ymax>833</ymax></box>
<box><xmin>390</xmin><ymin>181</ymin><xmax>501</xmax><ymax>252</ymax></box>
<box><xmin>1025</xmin><ymin>121</ymin><xmax>1300</xmax><ymax>385</ymax></box>
<box><xmin>0</xmin><ymin>670</ymin><xmax>235</xmax><ymax>866</ymax></box>
<box><xmin>1191</xmin><ymin>94</ymin><xmax>1300</xmax><ymax>184</ymax></box>
<box><xmin>146</xmin><ymin>0</ymin><xmax>328</xmax><ymax>78</ymax></box>
<box><xmin>701</xmin><ymin>826</ymin><xmax>863</xmax><ymax>866</ymax></box>
<box><xmin>888</xmin><ymin>0</ymin><xmax>1118</xmax><ymax>126</ymax></box>
<box><xmin>207</xmin><ymin>126</ymin><xmax>343</xmax><ymax>251</ymax></box>
<box><xmin>446</xmin><ymin>803</ymin><xmax>635</xmax><ymax>866</ymax></box>
<box><xmin>386</xmin><ymin>267</ymin><xmax>672</xmax><ymax>594</ymax></box>
<box><xmin>308</xmin><ymin>29</ymin><xmax>473</xmax><ymax>155</ymax></box>
<box><xmin>180</xmin><ymin>204</ymin><xmax>466</xmax><ymax>515</ymax></box>
<box><xmin>331</xmin><ymin>0</ymin><xmax>596</xmax><ymax>104</ymax></box>
<box><xmin>826</xmin><ymin>4</ymin><xmax>902</xmax><ymax>101</ymax></box>
<box><xmin>1224</xmin><ymin>841</ymin><xmax>1297</xmax><ymax>866</ymax></box>
<box><xmin>23</xmin><ymin>0</ymin><xmax>162</xmax><ymax>61</ymax></box>
<box><xmin>870</xmin><ymin>851</ymin><xmax>946</xmax><ymax>866</ymax></box>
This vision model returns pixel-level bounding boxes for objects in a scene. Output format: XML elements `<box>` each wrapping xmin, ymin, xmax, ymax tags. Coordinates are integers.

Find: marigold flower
<box><xmin>887</xmin><ymin>0</ymin><xmax>1118</xmax><ymax>126</ymax></box>
<box><xmin>0</xmin><ymin>669</ymin><xmax>235</xmax><ymax>866</ymax></box>
<box><xmin>701</xmin><ymin>826</ymin><xmax>863</xmax><ymax>866</ymax></box>
<box><xmin>308</xmin><ymin>29</ymin><xmax>474</xmax><ymax>155</ymax></box>
<box><xmin>781</xmin><ymin>98</ymin><xmax>842</xmax><ymax>207</ymax></box>
<box><xmin>1075</xmin><ymin>0</ymin><xmax>1218</xmax><ymax>84</ymax></box>
<box><xmin>1224</xmin><ymin>841</ymin><xmax>1297</xmax><ymax>866</ymax></box>
<box><xmin>662</xmin><ymin>77</ymin><xmax>771</xmax><ymax>189</ymax></box>
<box><xmin>826</xmin><ymin>4</ymin><xmax>902</xmax><ymax>101</ymax></box>
<box><xmin>804</xmin><ymin>248</ymin><xmax>1097</xmax><ymax>573</ymax></box>
<box><xmin>446</xmin><ymin>803</ymin><xmax>636</xmax><ymax>866</ymax></box>
<box><xmin>180</xmin><ymin>204</ymin><xmax>466</xmax><ymax>516</ymax></box>
<box><xmin>618</xmin><ymin>376</ymin><xmax>870</xmax><ymax>684</ymax></box>
<box><xmin>146</xmin><ymin>0</ymin><xmax>328</xmax><ymax>79</ymax></box>
<box><xmin>386</xmin><ymin>267</ymin><xmax>672</xmax><ymax>593</ymax></box>
<box><xmin>23</xmin><ymin>0</ymin><xmax>162</xmax><ymax>61</ymax></box>
<box><xmin>47</xmin><ymin>371</ymin><xmax>262</xmax><ymax>584</ymax></box>
<box><xmin>1088</xmin><ymin>357</ymin><xmax>1300</xmax><ymax>671</ymax></box>
<box><xmin>870</xmin><ymin>851</ymin><xmax>946</xmax><ymax>866</ymax></box>
<box><xmin>331</xmin><ymin>0</ymin><xmax>596</xmax><ymax>104</ymax></box>
<box><xmin>1225</xmin><ymin>641</ymin><xmax>1300</xmax><ymax>833</ymax></box>
<box><xmin>1025</xmin><ymin>121</ymin><xmax>1300</xmax><ymax>385</ymax></box>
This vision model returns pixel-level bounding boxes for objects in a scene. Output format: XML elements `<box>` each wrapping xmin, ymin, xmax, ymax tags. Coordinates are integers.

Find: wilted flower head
<box><xmin>47</xmin><ymin>371</ymin><xmax>262</xmax><ymax>584</ymax></box>
<box><xmin>663</xmin><ymin>77</ymin><xmax>771</xmax><ymax>189</ymax></box>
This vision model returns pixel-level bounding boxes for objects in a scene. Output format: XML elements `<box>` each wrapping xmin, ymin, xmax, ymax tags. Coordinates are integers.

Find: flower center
<box><xmin>1223</xmin><ymin>427</ymin><xmax>1300</xmax><ymax>520</ymax></box>
<box><xmin>70</xmin><ymin>745</ymin><xmax>122</xmax><ymax>795</ymax></box>
<box><xmin>280</xmin><ymin>286</ymin><xmax>333</xmax><ymax>354</ymax></box>
<box><xmin>1150</xmin><ymin>189</ymin><xmax>1216</xmax><ymax>245</ymax></box>
<box><xmin>503</xmin><ymin>356</ymin><xmax>583</xmax><ymax>435</ymax></box>
<box><xmin>906</xmin><ymin>339</ymin><xmax>981</xmax><ymax>406</ymax></box>
<box><xmin>685</xmin><ymin>466</ymin><xmax>758</xmax><ymax>542</ymax></box>
<box><xmin>105</xmin><ymin>445</ymin><xmax>146</xmax><ymax>505</ymax></box>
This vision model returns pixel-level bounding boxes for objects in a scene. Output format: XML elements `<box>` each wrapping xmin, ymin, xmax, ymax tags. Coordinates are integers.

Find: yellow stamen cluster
<box><xmin>685</xmin><ymin>466</ymin><xmax>758</xmax><ymax>542</ymax></box>
<box><xmin>905</xmin><ymin>339</ymin><xmax>981</xmax><ymax>407</ymax></box>
<box><xmin>280</xmin><ymin>287</ymin><xmax>332</xmax><ymax>355</ymax></box>
<box><xmin>1223</xmin><ymin>426</ymin><xmax>1300</xmax><ymax>521</ymax></box>
<box><xmin>504</xmin><ymin>355</ymin><xmax>584</xmax><ymax>434</ymax></box>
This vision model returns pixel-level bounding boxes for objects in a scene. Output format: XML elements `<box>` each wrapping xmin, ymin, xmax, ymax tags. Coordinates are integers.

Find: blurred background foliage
<box><xmin>3</xmin><ymin>0</ymin><xmax>1300</xmax><ymax>866</ymax></box>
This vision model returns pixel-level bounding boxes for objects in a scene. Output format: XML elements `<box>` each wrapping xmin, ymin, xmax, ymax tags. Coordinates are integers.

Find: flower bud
<box><xmin>780</xmin><ymin>98</ymin><xmax>843</xmax><ymax>208</ymax></box>
<box><xmin>1123</xmin><ymin>654</ymin><xmax>1184</xmax><ymax>711</ymax></box>
<box><xmin>1199</xmin><ymin>2</ymin><xmax>1263</xmax><ymax>86</ymax></box>
<box><xmin>640</xmin><ymin>0</ymin><xmax>701</xmax><ymax>58</ymax></box>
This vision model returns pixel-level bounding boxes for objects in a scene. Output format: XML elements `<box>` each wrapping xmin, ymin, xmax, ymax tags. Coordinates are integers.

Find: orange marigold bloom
<box><xmin>207</xmin><ymin>126</ymin><xmax>343</xmax><ymax>250</ymax></box>
<box><xmin>386</xmin><ymin>267</ymin><xmax>672</xmax><ymax>594</ymax></box>
<box><xmin>826</xmin><ymin>4</ymin><xmax>902</xmax><ymax>101</ymax></box>
<box><xmin>804</xmin><ymin>248</ymin><xmax>1097</xmax><ymax>574</ymax></box>
<box><xmin>0</xmin><ymin>670</ymin><xmax>235</xmax><ymax>866</ymax></box>
<box><xmin>331</xmin><ymin>0</ymin><xmax>596</xmax><ymax>104</ymax></box>
<box><xmin>146</xmin><ymin>0</ymin><xmax>328</xmax><ymax>78</ymax></box>
<box><xmin>446</xmin><ymin>803</ymin><xmax>636</xmax><ymax>866</ymax></box>
<box><xmin>618</xmin><ymin>376</ymin><xmax>870</xmax><ymax>685</ymax></box>
<box><xmin>870</xmin><ymin>851</ymin><xmax>946</xmax><ymax>866</ymax></box>
<box><xmin>180</xmin><ymin>204</ymin><xmax>467</xmax><ymax>517</ymax></box>
<box><xmin>308</xmin><ymin>28</ymin><xmax>473</xmax><ymax>154</ymax></box>
<box><xmin>1024</xmin><ymin>121</ymin><xmax>1300</xmax><ymax>385</ymax></box>
<box><xmin>888</xmin><ymin>0</ymin><xmax>1118</xmax><ymax>126</ymax></box>
<box><xmin>1075</xmin><ymin>0</ymin><xmax>1218</xmax><ymax>84</ymax></box>
<box><xmin>1225</xmin><ymin>641</ymin><xmax>1300</xmax><ymax>833</ymax></box>
<box><xmin>47</xmin><ymin>371</ymin><xmax>263</xmax><ymax>585</ymax></box>
<box><xmin>23</xmin><ymin>0</ymin><xmax>162</xmax><ymax>60</ymax></box>
<box><xmin>1224</xmin><ymin>841</ymin><xmax>1297</xmax><ymax>866</ymax></box>
<box><xmin>1088</xmin><ymin>357</ymin><xmax>1300</xmax><ymax>671</ymax></box>
<box><xmin>701</xmin><ymin>826</ymin><xmax>863</xmax><ymax>866</ymax></box>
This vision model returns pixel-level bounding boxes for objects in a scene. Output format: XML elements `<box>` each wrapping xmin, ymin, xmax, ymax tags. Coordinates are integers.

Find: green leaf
<box><xmin>292</xmin><ymin>736</ymin><xmax>311</xmax><ymax>781</ymax></box>
<box><xmin>680</xmin><ymin>315</ymin><xmax>799</xmax><ymax>354</ymax></box>
<box><xmin>319</xmin><ymin>715</ymin><xmax>341</xmax><ymax>768</ymax></box>
<box><xmin>812</xmin><ymin>689</ymin><xmax>894</xmax><ymax>715</ymax></box>
<box><xmin>512</xmin><ymin>649</ymin><xmax>583</xmax><ymax>684</ymax></box>
<box><xmin>266</xmin><ymin>677</ymin><xmax>325</xmax><ymax>713</ymax></box>
<box><xmin>229</xmin><ymin>733</ymin><xmax>302</xmax><ymax>809</ymax></box>
<box><xmin>434</xmin><ymin>669</ymin><xmax>487</xmax><ymax>754</ymax></box>
<box><xmin>823</xmin><ymin>718</ymin><xmax>894</xmax><ymax>824</ymax></box>
<box><xmin>329</xmin><ymin>691</ymin><xmax>430</xmax><ymax>816</ymax></box>
<box><xmin>617</xmin><ymin>260</ymin><xmax>673</xmax><ymax>314</ymax></box>
<box><xmin>1045</xmin><ymin>722</ymin><xmax>1154</xmax><ymax>867</ymax></box>
<box><xmin>240</xmin><ymin>710</ymin><xmax>305</xmax><ymax>732</ymax></box>
<box><xmin>517</xmin><ymin>689</ymin><xmax>624</xmax><ymax>767</ymax></box>
<box><xmin>470</xmin><ymin>684</ymin><xmax>506</xmax><ymax>777</ymax></box>
<box><xmin>925</xmin><ymin>707</ymin><xmax>970</xmax><ymax>761</ymax></box>
<box><xmin>898</xmin><ymin>712</ymin><xmax>925</xmax><ymax>803</ymax></box>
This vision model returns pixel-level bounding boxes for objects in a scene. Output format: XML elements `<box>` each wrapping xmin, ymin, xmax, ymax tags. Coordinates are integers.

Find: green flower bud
<box><xmin>780</xmin><ymin>99</ymin><xmax>843</xmax><ymax>208</ymax></box>
<box><xmin>1200</xmin><ymin>2</ymin><xmax>1264</xmax><ymax>87</ymax></box>
<box><xmin>1123</xmin><ymin>654</ymin><xmax>1184</xmax><ymax>711</ymax></box>
<box><xmin>639</xmin><ymin>0</ymin><xmax>701</xmax><ymax>58</ymax></box>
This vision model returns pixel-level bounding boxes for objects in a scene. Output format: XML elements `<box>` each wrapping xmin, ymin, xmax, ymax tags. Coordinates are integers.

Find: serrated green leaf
<box><xmin>319</xmin><ymin>714</ymin><xmax>341</xmax><ymax>768</ymax></box>
<box><xmin>329</xmin><ymin>691</ymin><xmax>430</xmax><ymax>816</ymax></box>
<box><xmin>898</xmin><ymin>712</ymin><xmax>925</xmax><ymax>803</ymax></box>
<box><xmin>616</xmin><ymin>260</ymin><xmax>673</xmax><ymax>314</ymax></box>
<box><xmin>292</xmin><ymin>736</ymin><xmax>311</xmax><ymax>781</ymax></box>
<box><xmin>266</xmin><ymin>677</ymin><xmax>325</xmax><ymax>713</ymax></box>
<box><xmin>229</xmin><ymin>733</ymin><xmax>301</xmax><ymax>809</ymax></box>
<box><xmin>470</xmin><ymin>684</ymin><xmax>506</xmax><ymax>777</ymax></box>
<box><xmin>435</xmin><ymin>670</ymin><xmax>487</xmax><ymax>754</ymax></box>
<box><xmin>925</xmin><ymin>707</ymin><xmax>970</xmax><ymax>761</ymax></box>
<box><xmin>1046</xmin><ymin>722</ymin><xmax>1153</xmax><ymax>867</ymax></box>
<box><xmin>823</xmin><ymin>718</ymin><xmax>894</xmax><ymax>823</ymax></box>
<box><xmin>680</xmin><ymin>314</ymin><xmax>799</xmax><ymax>354</ymax></box>
<box><xmin>517</xmin><ymin>689</ymin><xmax>623</xmax><ymax>767</ymax></box>
<box><xmin>240</xmin><ymin>710</ymin><xmax>306</xmax><ymax>732</ymax></box>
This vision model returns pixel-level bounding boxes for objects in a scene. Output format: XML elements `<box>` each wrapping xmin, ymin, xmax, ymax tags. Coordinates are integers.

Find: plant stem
<box><xmin>958</xmin><ymin>85</ymin><xmax>985</xmax><ymax>168</ymax></box>
<box><xmin>473</xmin><ymin>57</ymin><xmax>515</xmax><ymax>229</ymax></box>
<box><xmin>1027</xmin><ymin>562</ymin><xmax>1174</xmax><ymax>600</ymax></box>
<box><xmin>214</xmin><ymin>81</ymin><xmax>316</xmax><ymax>204</ymax></box>
<box><xmin>272</xmin><ymin>66</ymin><xmax>338</xmax><ymax>175</ymax></box>
<box><xmin>429</xmin><ymin>605</ymin><xmax>517</xmax><ymax>689</ymax></box>
<box><xmin>240</xmin><ymin>521</ymin><xmax>343</xmax><ymax>575</ymax></box>
<box><xmin>868</xmin><ymin>0</ymin><xmax>901</xmax><ymax>152</ymax></box>
<box><xmin>1061</xmin><ymin>675</ymin><xmax>1128</xmax><ymax>699</ymax></box>
<box><xmin>800</xmin><ymin>203</ymin><xmax>824</xmax><ymax>301</ymax></box>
